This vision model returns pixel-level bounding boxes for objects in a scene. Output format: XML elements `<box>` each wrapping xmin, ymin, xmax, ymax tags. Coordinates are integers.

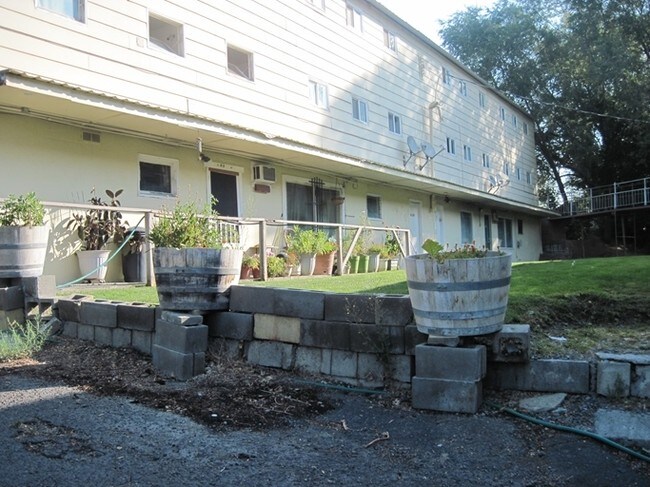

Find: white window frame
<box><xmin>388</xmin><ymin>112</ymin><xmax>401</xmax><ymax>134</ymax></box>
<box><xmin>352</xmin><ymin>97</ymin><xmax>369</xmax><ymax>123</ymax></box>
<box><xmin>442</xmin><ymin>67</ymin><xmax>452</xmax><ymax>85</ymax></box>
<box><xmin>309</xmin><ymin>80</ymin><xmax>328</xmax><ymax>109</ymax></box>
<box><xmin>499</xmin><ymin>107</ymin><xmax>506</xmax><ymax>121</ymax></box>
<box><xmin>482</xmin><ymin>153</ymin><xmax>490</xmax><ymax>168</ymax></box>
<box><xmin>459</xmin><ymin>80</ymin><xmax>467</xmax><ymax>96</ymax></box>
<box><xmin>479</xmin><ymin>91</ymin><xmax>486</xmax><ymax>108</ymax></box>
<box><xmin>366</xmin><ymin>194</ymin><xmax>382</xmax><ymax>219</ymax></box>
<box><xmin>138</xmin><ymin>154</ymin><xmax>178</xmax><ymax>198</ymax></box>
<box><xmin>149</xmin><ymin>14</ymin><xmax>184</xmax><ymax>56</ymax></box>
<box><xmin>384</xmin><ymin>29</ymin><xmax>397</xmax><ymax>52</ymax></box>
<box><xmin>497</xmin><ymin>217</ymin><xmax>514</xmax><ymax>248</ymax></box>
<box><xmin>346</xmin><ymin>4</ymin><xmax>363</xmax><ymax>32</ymax></box>
<box><xmin>37</xmin><ymin>0</ymin><xmax>84</xmax><ymax>21</ymax></box>
<box><xmin>463</xmin><ymin>145</ymin><xmax>472</xmax><ymax>162</ymax></box>
<box><xmin>446</xmin><ymin>137</ymin><xmax>456</xmax><ymax>155</ymax></box>
<box><xmin>227</xmin><ymin>45</ymin><xmax>254</xmax><ymax>81</ymax></box>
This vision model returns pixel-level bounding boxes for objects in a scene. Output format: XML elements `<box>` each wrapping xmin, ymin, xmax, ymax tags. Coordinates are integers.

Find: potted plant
<box><xmin>266</xmin><ymin>254</ymin><xmax>286</xmax><ymax>278</ymax></box>
<box><xmin>241</xmin><ymin>253</ymin><xmax>260</xmax><ymax>280</ymax></box>
<box><xmin>121</xmin><ymin>227</ymin><xmax>147</xmax><ymax>283</ymax></box>
<box><xmin>285</xmin><ymin>226</ymin><xmax>318</xmax><ymax>276</ymax></box>
<box><xmin>148</xmin><ymin>198</ymin><xmax>243</xmax><ymax>311</ymax></box>
<box><xmin>404</xmin><ymin>239</ymin><xmax>512</xmax><ymax>338</ymax></box>
<box><xmin>0</xmin><ymin>192</ymin><xmax>49</xmax><ymax>278</ymax></box>
<box><xmin>66</xmin><ymin>188</ymin><xmax>126</xmax><ymax>282</ymax></box>
<box><xmin>384</xmin><ymin>232</ymin><xmax>401</xmax><ymax>270</ymax></box>
<box><xmin>367</xmin><ymin>243</ymin><xmax>385</xmax><ymax>273</ymax></box>
<box><xmin>313</xmin><ymin>230</ymin><xmax>337</xmax><ymax>275</ymax></box>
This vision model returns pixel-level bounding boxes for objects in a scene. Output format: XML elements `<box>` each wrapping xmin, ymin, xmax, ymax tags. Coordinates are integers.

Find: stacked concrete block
<box><xmin>0</xmin><ymin>285</ymin><xmax>25</xmax><ymax>329</ymax></box>
<box><xmin>486</xmin><ymin>359</ymin><xmax>590</xmax><ymax>393</ymax></box>
<box><xmin>22</xmin><ymin>275</ymin><xmax>56</xmax><ymax>321</ymax></box>
<box><xmin>117</xmin><ymin>303</ymin><xmax>155</xmax><ymax>354</ymax></box>
<box><xmin>412</xmin><ymin>344</ymin><xmax>487</xmax><ymax>413</ymax></box>
<box><xmin>596</xmin><ymin>352</ymin><xmax>650</xmax><ymax>398</ymax></box>
<box><xmin>152</xmin><ymin>311</ymin><xmax>207</xmax><ymax>380</ymax></box>
<box><xmin>491</xmin><ymin>324</ymin><xmax>531</xmax><ymax>363</ymax></box>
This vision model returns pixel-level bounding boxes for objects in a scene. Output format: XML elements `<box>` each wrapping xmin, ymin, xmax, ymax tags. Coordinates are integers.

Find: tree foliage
<box><xmin>440</xmin><ymin>0</ymin><xmax>650</xmax><ymax>207</ymax></box>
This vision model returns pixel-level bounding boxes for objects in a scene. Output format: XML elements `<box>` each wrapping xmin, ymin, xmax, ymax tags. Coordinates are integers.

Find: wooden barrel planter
<box><xmin>0</xmin><ymin>225</ymin><xmax>49</xmax><ymax>278</ymax></box>
<box><xmin>154</xmin><ymin>247</ymin><xmax>243</xmax><ymax>311</ymax></box>
<box><xmin>404</xmin><ymin>252</ymin><xmax>512</xmax><ymax>337</ymax></box>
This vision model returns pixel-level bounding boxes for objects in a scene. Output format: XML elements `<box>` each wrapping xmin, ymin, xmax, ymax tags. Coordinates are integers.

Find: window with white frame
<box><xmin>139</xmin><ymin>155</ymin><xmax>178</xmax><ymax>197</ymax></box>
<box><xmin>497</xmin><ymin>218</ymin><xmax>513</xmax><ymax>248</ymax></box>
<box><xmin>499</xmin><ymin>107</ymin><xmax>506</xmax><ymax>121</ymax></box>
<box><xmin>512</xmin><ymin>114</ymin><xmax>518</xmax><ymax>128</ymax></box>
<box><xmin>383</xmin><ymin>29</ymin><xmax>397</xmax><ymax>52</ymax></box>
<box><xmin>346</xmin><ymin>4</ymin><xmax>363</xmax><ymax>32</ymax></box>
<box><xmin>149</xmin><ymin>14</ymin><xmax>184</xmax><ymax>56</ymax></box>
<box><xmin>459</xmin><ymin>80</ymin><xmax>467</xmax><ymax>96</ymax></box>
<box><xmin>516</xmin><ymin>167</ymin><xmax>521</xmax><ymax>180</ymax></box>
<box><xmin>523</xmin><ymin>122</ymin><xmax>529</xmax><ymax>135</ymax></box>
<box><xmin>479</xmin><ymin>91</ymin><xmax>486</xmax><ymax>108</ymax></box>
<box><xmin>442</xmin><ymin>67</ymin><xmax>451</xmax><ymax>85</ymax></box>
<box><xmin>227</xmin><ymin>45</ymin><xmax>254</xmax><ymax>81</ymax></box>
<box><xmin>463</xmin><ymin>145</ymin><xmax>472</xmax><ymax>162</ymax></box>
<box><xmin>503</xmin><ymin>163</ymin><xmax>509</xmax><ymax>176</ymax></box>
<box><xmin>460</xmin><ymin>211</ymin><xmax>473</xmax><ymax>244</ymax></box>
<box><xmin>367</xmin><ymin>195</ymin><xmax>381</xmax><ymax>219</ymax></box>
<box><xmin>526</xmin><ymin>171</ymin><xmax>532</xmax><ymax>184</ymax></box>
<box><xmin>352</xmin><ymin>97</ymin><xmax>368</xmax><ymax>123</ymax></box>
<box><xmin>446</xmin><ymin>137</ymin><xmax>456</xmax><ymax>155</ymax></box>
<box><xmin>37</xmin><ymin>0</ymin><xmax>84</xmax><ymax>21</ymax></box>
<box><xmin>388</xmin><ymin>112</ymin><xmax>401</xmax><ymax>134</ymax></box>
<box><xmin>309</xmin><ymin>81</ymin><xmax>328</xmax><ymax>109</ymax></box>
<box><xmin>482</xmin><ymin>153</ymin><xmax>490</xmax><ymax>168</ymax></box>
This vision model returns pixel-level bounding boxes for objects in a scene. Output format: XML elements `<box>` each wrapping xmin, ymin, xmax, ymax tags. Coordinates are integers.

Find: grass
<box><xmin>0</xmin><ymin>320</ymin><xmax>50</xmax><ymax>362</ymax></box>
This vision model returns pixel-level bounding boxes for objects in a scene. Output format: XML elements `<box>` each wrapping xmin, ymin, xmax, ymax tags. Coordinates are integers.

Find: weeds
<box><xmin>0</xmin><ymin>320</ymin><xmax>49</xmax><ymax>362</ymax></box>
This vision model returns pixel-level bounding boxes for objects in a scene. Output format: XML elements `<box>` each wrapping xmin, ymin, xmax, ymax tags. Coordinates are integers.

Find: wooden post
<box><xmin>144</xmin><ymin>211</ymin><xmax>155</xmax><ymax>286</ymax></box>
<box><xmin>336</xmin><ymin>225</ymin><xmax>344</xmax><ymax>276</ymax></box>
<box><xmin>259</xmin><ymin>220</ymin><xmax>268</xmax><ymax>281</ymax></box>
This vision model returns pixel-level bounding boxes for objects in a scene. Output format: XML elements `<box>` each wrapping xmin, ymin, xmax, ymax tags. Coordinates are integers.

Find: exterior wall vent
<box><xmin>82</xmin><ymin>131</ymin><xmax>101</xmax><ymax>143</ymax></box>
<box><xmin>252</xmin><ymin>164</ymin><xmax>276</xmax><ymax>184</ymax></box>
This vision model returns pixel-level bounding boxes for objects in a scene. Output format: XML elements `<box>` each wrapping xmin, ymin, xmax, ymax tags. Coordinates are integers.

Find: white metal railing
<box><xmin>559</xmin><ymin>177</ymin><xmax>650</xmax><ymax>216</ymax></box>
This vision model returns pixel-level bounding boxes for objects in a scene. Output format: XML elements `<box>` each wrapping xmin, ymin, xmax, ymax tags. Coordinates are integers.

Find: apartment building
<box><xmin>0</xmin><ymin>0</ymin><xmax>554</xmax><ymax>281</ymax></box>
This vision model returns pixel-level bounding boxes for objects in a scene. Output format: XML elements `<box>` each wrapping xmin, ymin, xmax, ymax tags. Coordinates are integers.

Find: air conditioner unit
<box><xmin>252</xmin><ymin>164</ymin><xmax>276</xmax><ymax>184</ymax></box>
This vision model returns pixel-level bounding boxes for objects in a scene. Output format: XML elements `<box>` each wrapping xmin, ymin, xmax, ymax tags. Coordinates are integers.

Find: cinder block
<box><xmin>62</xmin><ymin>321</ymin><xmax>78</xmax><ymax>338</ymax></box>
<box><xmin>21</xmin><ymin>276</ymin><xmax>56</xmax><ymax>300</ymax></box>
<box><xmin>132</xmin><ymin>330</ymin><xmax>153</xmax><ymax>355</ymax></box>
<box><xmin>486</xmin><ymin>359</ymin><xmax>590</xmax><ymax>393</ymax></box>
<box><xmin>0</xmin><ymin>286</ymin><xmax>24</xmax><ymax>310</ymax></box>
<box><xmin>117</xmin><ymin>304</ymin><xmax>156</xmax><ymax>331</ymax></box>
<box><xmin>596</xmin><ymin>352</ymin><xmax>650</xmax><ymax>365</ymax></box>
<box><xmin>25</xmin><ymin>300</ymin><xmax>54</xmax><ymax>320</ymax></box>
<box><xmin>358</xmin><ymin>352</ymin><xmax>385</xmax><ymax>386</ymax></box>
<box><xmin>246</xmin><ymin>340</ymin><xmax>294</xmax><ymax>370</ymax></box>
<box><xmin>330</xmin><ymin>349</ymin><xmax>357</xmax><ymax>378</ymax></box>
<box><xmin>389</xmin><ymin>354</ymin><xmax>414</xmax><ymax>383</ymax></box>
<box><xmin>404</xmin><ymin>325</ymin><xmax>427</xmax><ymax>355</ymax></box>
<box><xmin>295</xmin><ymin>346</ymin><xmax>323</xmax><ymax>375</ymax></box>
<box><xmin>154</xmin><ymin>320</ymin><xmax>208</xmax><ymax>353</ymax></box>
<box><xmin>57</xmin><ymin>296</ymin><xmax>91</xmax><ymax>322</ymax></box>
<box><xmin>94</xmin><ymin>326</ymin><xmax>113</xmax><ymax>346</ymax></box>
<box><xmin>300</xmin><ymin>319</ymin><xmax>350</xmax><ymax>350</ymax></box>
<box><xmin>320</xmin><ymin>348</ymin><xmax>333</xmax><ymax>375</ymax></box>
<box><xmin>412</xmin><ymin>376</ymin><xmax>482</xmax><ymax>413</ymax></box>
<box><xmin>492</xmin><ymin>324</ymin><xmax>530</xmax><ymax>363</ymax></box>
<box><xmin>152</xmin><ymin>344</ymin><xmax>198</xmax><ymax>380</ymax></box>
<box><xmin>112</xmin><ymin>328</ymin><xmax>132</xmax><ymax>348</ymax></box>
<box><xmin>205</xmin><ymin>311</ymin><xmax>253</xmax><ymax>340</ymax></box>
<box><xmin>229</xmin><ymin>285</ymin><xmax>275</xmax><ymax>314</ymax></box>
<box><xmin>160</xmin><ymin>311</ymin><xmax>202</xmax><ymax>326</ymax></box>
<box><xmin>631</xmin><ymin>365</ymin><xmax>650</xmax><ymax>398</ymax></box>
<box><xmin>80</xmin><ymin>301</ymin><xmax>118</xmax><ymax>328</ymax></box>
<box><xmin>597</xmin><ymin>360</ymin><xmax>631</xmax><ymax>397</ymax></box>
<box><xmin>324</xmin><ymin>294</ymin><xmax>375</xmax><ymax>323</ymax></box>
<box><xmin>254</xmin><ymin>313</ymin><xmax>301</xmax><ymax>344</ymax></box>
<box><xmin>375</xmin><ymin>295</ymin><xmax>413</xmax><ymax>326</ymax></box>
<box><xmin>77</xmin><ymin>323</ymin><xmax>95</xmax><ymax>341</ymax></box>
<box><xmin>415</xmin><ymin>344</ymin><xmax>486</xmax><ymax>381</ymax></box>
<box><xmin>350</xmin><ymin>323</ymin><xmax>404</xmax><ymax>354</ymax></box>
<box><xmin>273</xmin><ymin>289</ymin><xmax>324</xmax><ymax>319</ymax></box>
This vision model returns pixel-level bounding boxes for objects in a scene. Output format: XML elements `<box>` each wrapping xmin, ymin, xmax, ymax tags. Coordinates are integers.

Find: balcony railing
<box><xmin>558</xmin><ymin>177</ymin><xmax>650</xmax><ymax>217</ymax></box>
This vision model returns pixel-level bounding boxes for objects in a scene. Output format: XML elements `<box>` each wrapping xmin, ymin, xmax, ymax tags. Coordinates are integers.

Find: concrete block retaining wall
<box><xmin>51</xmin><ymin>285</ymin><xmax>650</xmax><ymax>398</ymax></box>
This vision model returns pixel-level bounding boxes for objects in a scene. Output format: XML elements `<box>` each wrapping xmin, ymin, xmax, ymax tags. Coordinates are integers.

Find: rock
<box><xmin>518</xmin><ymin>393</ymin><xmax>567</xmax><ymax>413</ymax></box>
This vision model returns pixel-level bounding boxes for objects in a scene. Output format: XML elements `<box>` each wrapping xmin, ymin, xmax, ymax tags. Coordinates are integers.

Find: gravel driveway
<box><xmin>1</xmin><ymin>374</ymin><xmax>648</xmax><ymax>486</ymax></box>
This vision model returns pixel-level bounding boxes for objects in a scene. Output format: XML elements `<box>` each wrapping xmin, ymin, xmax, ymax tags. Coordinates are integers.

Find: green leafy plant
<box><xmin>367</xmin><ymin>243</ymin><xmax>385</xmax><ymax>255</ymax></box>
<box><xmin>66</xmin><ymin>188</ymin><xmax>127</xmax><ymax>251</ymax></box>
<box><xmin>0</xmin><ymin>192</ymin><xmax>45</xmax><ymax>227</ymax></box>
<box><xmin>0</xmin><ymin>319</ymin><xmax>49</xmax><ymax>362</ymax></box>
<box><xmin>242</xmin><ymin>253</ymin><xmax>260</xmax><ymax>270</ymax></box>
<box><xmin>421</xmin><ymin>239</ymin><xmax>490</xmax><ymax>262</ymax></box>
<box><xmin>314</xmin><ymin>230</ymin><xmax>337</xmax><ymax>255</ymax></box>
<box><xmin>149</xmin><ymin>199</ymin><xmax>222</xmax><ymax>249</ymax></box>
<box><xmin>267</xmin><ymin>255</ymin><xmax>286</xmax><ymax>278</ymax></box>
<box><xmin>384</xmin><ymin>232</ymin><xmax>401</xmax><ymax>257</ymax></box>
<box><xmin>286</xmin><ymin>226</ymin><xmax>318</xmax><ymax>255</ymax></box>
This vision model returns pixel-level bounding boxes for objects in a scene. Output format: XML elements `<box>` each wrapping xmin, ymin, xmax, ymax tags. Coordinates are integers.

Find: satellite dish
<box><xmin>422</xmin><ymin>143</ymin><xmax>437</xmax><ymax>159</ymax></box>
<box><xmin>407</xmin><ymin>136</ymin><xmax>420</xmax><ymax>155</ymax></box>
<box><xmin>489</xmin><ymin>175</ymin><xmax>498</xmax><ymax>186</ymax></box>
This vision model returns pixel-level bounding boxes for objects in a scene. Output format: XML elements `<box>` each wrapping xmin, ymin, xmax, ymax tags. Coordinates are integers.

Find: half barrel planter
<box><xmin>0</xmin><ymin>225</ymin><xmax>49</xmax><ymax>278</ymax></box>
<box><xmin>153</xmin><ymin>247</ymin><xmax>243</xmax><ymax>311</ymax></box>
<box><xmin>404</xmin><ymin>251</ymin><xmax>512</xmax><ymax>337</ymax></box>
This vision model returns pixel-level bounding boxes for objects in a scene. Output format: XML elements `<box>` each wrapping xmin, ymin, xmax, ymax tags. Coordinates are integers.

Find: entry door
<box><xmin>210</xmin><ymin>170</ymin><xmax>239</xmax><ymax>217</ymax></box>
<box><xmin>409</xmin><ymin>201</ymin><xmax>422</xmax><ymax>253</ymax></box>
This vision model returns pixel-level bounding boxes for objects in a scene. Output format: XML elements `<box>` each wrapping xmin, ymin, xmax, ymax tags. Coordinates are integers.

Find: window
<box><xmin>503</xmin><ymin>163</ymin><xmax>509</xmax><ymax>176</ymax></box>
<box><xmin>367</xmin><ymin>195</ymin><xmax>381</xmax><ymax>219</ymax></box>
<box><xmin>460</xmin><ymin>212</ymin><xmax>473</xmax><ymax>244</ymax></box>
<box><xmin>523</xmin><ymin>123</ymin><xmax>529</xmax><ymax>135</ymax></box>
<box><xmin>499</xmin><ymin>107</ymin><xmax>506</xmax><ymax>121</ymax></box>
<box><xmin>352</xmin><ymin>97</ymin><xmax>368</xmax><ymax>123</ymax></box>
<box><xmin>512</xmin><ymin>114</ymin><xmax>518</xmax><ymax>128</ymax></box>
<box><xmin>459</xmin><ymin>80</ymin><xmax>467</xmax><ymax>96</ymax></box>
<box><xmin>446</xmin><ymin>137</ymin><xmax>456</xmax><ymax>155</ymax></box>
<box><xmin>482</xmin><ymin>153</ymin><xmax>490</xmax><ymax>168</ymax></box>
<box><xmin>287</xmin><ymin>182</ymin><xmax>339</xmax><ymax>223</ymax></box>
<box><xmin>442</xmin><ymin>67</ymin><xmax>451</xmax><ymax>85</ymax></box>
<box><xmin>516</xmin><ymin>167</ymin><xmax>521</xmax><ymax>180</ymax></box>
<box><xmin>463</xmin><ymin>145</ymin><xmax>472</xmax><ymax>162</ymax></box>
<box><xmin>526</xmin><ymin>171</ymin><xmax>532</xmax><ymax>184</ymax></box>
<box><xmin>346</xmin><ymin>4</ymin><xmax>363</xmax><ymax>32</ymax></box>
<box><xmin>139</xmin><ymin>155</ymin><xmax>178</xmax><ymax>196</ymax></box>
<box><xmin>517</xmin><ymin>219</ymin><xmax>524</xmax><ymax>235</ymax></box>
<box><xmin>479</xmin><ymin>91</ymin><xmax>486</xmax><ymax>108</ymax></box>
<box><xmin>384</xmin><ymin>29</ymin><xmax>397</xmax><ymax>52</ymax></box>
<box><xmin>227</xmin><ymin>45</ymin><xmax>254</xmax><ymax>81</ymax></box>
<box><xmin>497</xmin><ymin>218</ymin><xmax>513</xmax><ymax>248</ymax></box>
<box><xmin>37</xmin><ymin>0</ymin><xmax>84</xmax><ymax>21</ymax></box>
<box><xmin>388</xmin><ymin>112</ymin><xmax>401</xmax><ymax>134</ymax></box>
<box><xmin>309</xmin><ymin>81</ymin><xmax>328</xmax><ymax>109</ymax></box>
<box><xmin>149</xmin><ymin>15</ymin><xmax>184</xmax><ymax>56</ymax></box>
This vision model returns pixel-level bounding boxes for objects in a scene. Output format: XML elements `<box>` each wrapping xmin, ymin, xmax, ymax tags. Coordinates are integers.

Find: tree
<box><xmin>440</xmin><ymin>0</ymin><xmax>650</xmax><ymax>207</ymax></box>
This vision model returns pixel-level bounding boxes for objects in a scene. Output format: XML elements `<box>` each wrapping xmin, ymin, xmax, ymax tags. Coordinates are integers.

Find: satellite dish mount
<box><xmin>403</xmin><ymin>136</ymin><xmax>423</xmax><ymax>167</ymax></box>
<box><xmin>417</xmin><ymin>143</ymin><xmax>445</xmax><ymax>171</ymax></box>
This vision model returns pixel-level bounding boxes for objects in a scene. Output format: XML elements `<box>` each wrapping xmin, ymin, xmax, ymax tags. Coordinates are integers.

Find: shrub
<box><xmin>66</xmin><ymin>188</ymin><xmax>127</xmax><ymax>251</ymax></box>
<box><xmin>0</xmin><ymin>192</ymin><xmax>45</xmax><ymax>227</ymax></box>
<box><xmin>267</xmin><ymin>255</ymin><xmax>286</xmax><ymax>277</ymax></box>
<box><xmin>0</xmin><ymin>320</ymin><xmax>49</xmax><ymax>362</ymax></box>
<box><xmin>149</xmin><ymin>199</ymin><xmax>223</xmax><ymax>249</ymax></box>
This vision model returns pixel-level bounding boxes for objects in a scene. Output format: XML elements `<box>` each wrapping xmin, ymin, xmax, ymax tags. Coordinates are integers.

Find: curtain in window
<box><xmin>286</xmin><ymin>182</ymin><xmax>339</xmax><ymax>225</ymax></box>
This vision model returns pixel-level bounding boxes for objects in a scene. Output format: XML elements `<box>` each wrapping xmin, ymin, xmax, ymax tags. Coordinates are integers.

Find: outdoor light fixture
<box><xmin>196</xmin><ymin>137</ymin><xmax>211</xmax><ymax>163</ymax></box>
